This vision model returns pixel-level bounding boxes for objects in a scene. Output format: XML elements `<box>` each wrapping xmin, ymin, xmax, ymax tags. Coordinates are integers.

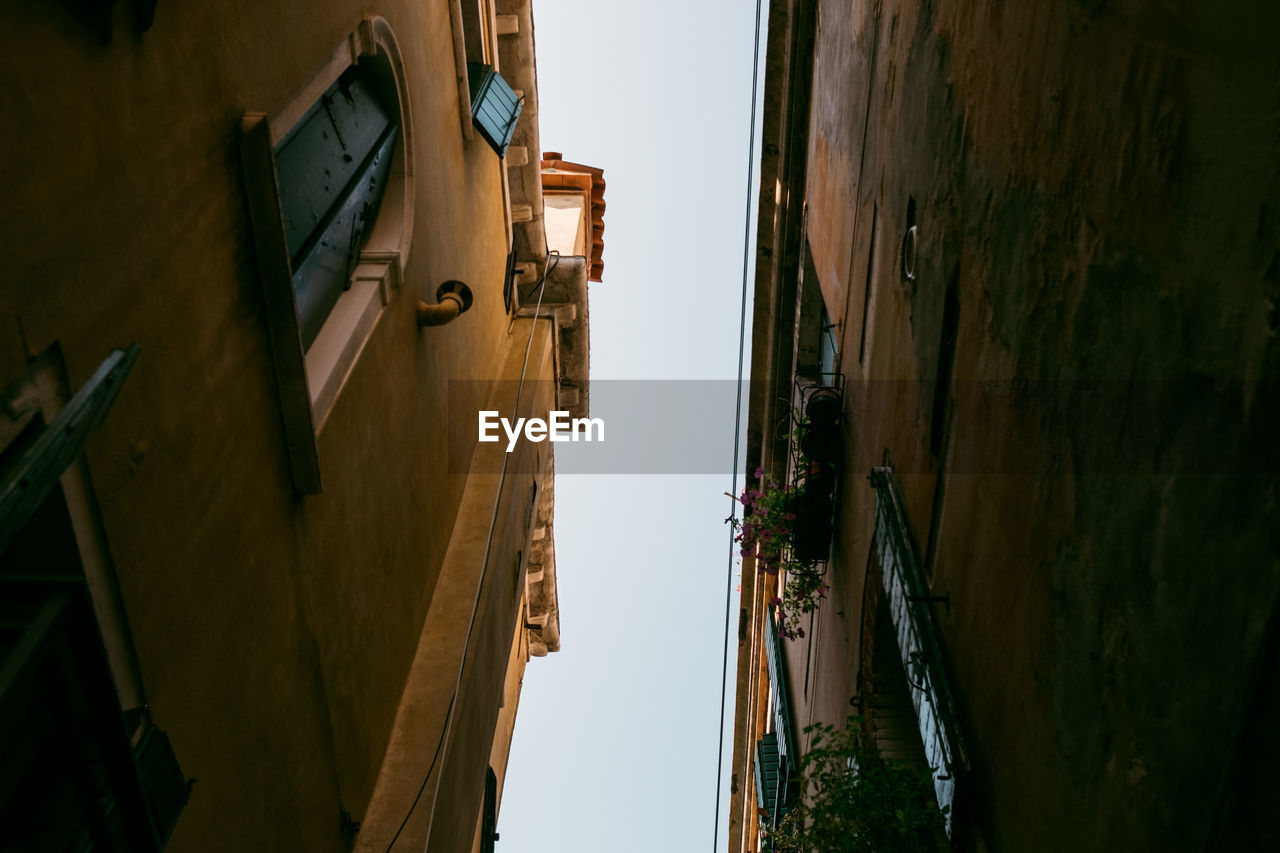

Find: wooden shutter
<box><xmin>467</xmin><ymin>63</ymin><xmax>522</xmax><ymax>156</ymax></box>
<box><xmin>1</xmin><ymin>345</ymin><xmax>190</xmax><ymax>851</ymax></box>
<box><xmin>0</xmin><ymin>345</ymin><xmax>138</xmax><ymax>552</ymax></box>
<box><xmin>760</xmin><ymin>607</ymin><xmax>796</xmax><ymax>823</ymax></box>
<box><xmin>480</xmin><ymin>767</ymin><xmax>499</xmax><ymax>853</ymax></box>
<box><xmin>765</xmin><ymin>607</ymin><xmax>795</xmax><ymax>765</ymax></box>
<box><xmin>754</xmin><ymin>733</ymin><xmax>780</xmax><ymax>811</ymax></box>
<box><xmin>274</xmin><ymin>73</ymin><xmax>396</xmax><ymax>350</ymax></box>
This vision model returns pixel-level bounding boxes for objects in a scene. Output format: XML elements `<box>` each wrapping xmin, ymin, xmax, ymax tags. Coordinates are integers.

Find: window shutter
<box><xmin>289</xmin><ymin>126</ymin><xmax>396</xmax><ymax>350</ymax></box>
<box><xmin>275</xmin><ymin>76</ymin><xmax>392</xmax><ymax>262</ymax></box>
<box><xmin>758</xmin><ymin>608</ymin><xmax>795</xmax><ymax>825</ymax></box>
<box><xmin>274</xmin><ymin>74</ymin><xmax>397</xmax><ymax>350</ymax></box>
<box><xmin>765</xmin><ymin>607</ymin><xmax>795</xmax><ymax>764</ymax></box>
<box><xmin>467</xmin><ymin>63</ymin><xmax>522</xmax><ymax>156</ymax></box>
<box><xmin>754</xmin><ymin>733</ymin><xmax>780</xmax><ymax>811</ymax></box>
<box><xmin>1</xmin><ymin>346</ymin><xmax>190</xmax><ymax>850</ymax></box>
<box><xmin>133</xmin><ymin>725</ymin><xmax>190</xmax><ymax>847</ymax></box>
<box><xmin>480</xmin><ymin>767</ymin><xmax>499</xmax><ymax>853</ymax></box>
<box><xmin>0</xmin><ymin>345</ymin><xmax>139</xmax><ymax>553</ymax></box>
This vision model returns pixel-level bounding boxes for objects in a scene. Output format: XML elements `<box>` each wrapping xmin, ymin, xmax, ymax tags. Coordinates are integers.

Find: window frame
<box><xmin>1</xmin><ymin>344</ymin><xmax>190</xmax><ymax>851</ymax></box>
<box><xmin>239</xmin><ymin>17</ymin><xmax>414</xmax><ymax>495</ymax></box>
<box><xmin>448</xmin><ymin>0</ymin><xmax>499</xmax><ymax>141</ymax></box>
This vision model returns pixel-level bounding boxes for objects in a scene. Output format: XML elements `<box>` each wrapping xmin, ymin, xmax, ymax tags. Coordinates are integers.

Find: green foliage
<box><xmin>732</xmin><ymin>470</ymin><xmax>797</xmax><ymax>577</ymax></box>
<box><xmin>729</xmin><ymin>469</ymin><xmax>829</xmax><ymax>639</ymax></box>
<box><xmin>763</xmin><ymin>718</ymin><xmax>947</xmax><ymax>853</ymax></box>
<box><xmin>779</xmin><ymin>561</ymin><xmax>827</xmax><ymax>638</ymax></box>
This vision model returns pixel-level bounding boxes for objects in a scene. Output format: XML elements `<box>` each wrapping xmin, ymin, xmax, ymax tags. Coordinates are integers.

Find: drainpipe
<box><xmin>418</xmin><ymin>280</ymin><xmax>474</xmax><ymax>327</ymax></box>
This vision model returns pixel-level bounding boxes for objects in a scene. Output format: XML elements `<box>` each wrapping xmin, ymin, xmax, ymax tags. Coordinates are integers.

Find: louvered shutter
<box><xmin>467</xmin><ymin>63</ymin><xmax>522</xmax><ymax>156</ymax></box>
<box><xmin>274</xmin><ymin>72</ymin><xmax>396</xmax><ymax>350</ymax></box>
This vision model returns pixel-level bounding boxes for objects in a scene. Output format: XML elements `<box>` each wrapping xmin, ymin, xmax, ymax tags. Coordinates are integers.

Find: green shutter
<box><xmin>754</xmin><ymin>733</ymin><xmax>780</xmax><ymax>812</ymax></box>
<box><xmin>467</xmin><ymin>63</ymin><xmax>522</xmax><ymax>156</ymax></box>
<box><xmin>765</xmin><ymin>607</ymin><xmax>795</xmax><ymax>764</ymax></box>
<box><xmin>759</xmin><ymin>607</ymin><xmax>796</xmax><ymax>825</ymax></box>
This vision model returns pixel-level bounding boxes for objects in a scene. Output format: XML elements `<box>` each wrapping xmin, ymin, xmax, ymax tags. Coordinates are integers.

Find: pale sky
<box><xmin>499</xmin><ymin>1</ymin><xmax>763</xmax><ymax>851</ymax></box>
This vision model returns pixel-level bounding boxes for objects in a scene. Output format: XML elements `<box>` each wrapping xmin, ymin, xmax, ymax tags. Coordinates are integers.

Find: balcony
<box><xmin>785</xmin><ymin>372</ymin><xmax>844</xmax><ymax>564</ymax></box>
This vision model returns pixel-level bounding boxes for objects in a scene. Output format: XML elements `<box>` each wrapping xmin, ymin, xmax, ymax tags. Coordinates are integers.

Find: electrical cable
<box><xmin>714</xmin><ymin>0</ymin><xmax>765</xmax><ymax>850</ymax></box>
<box><xmin>385</xmin><ymin>252</ymin><xmax>561</xmax><ymax>852</ymax></box>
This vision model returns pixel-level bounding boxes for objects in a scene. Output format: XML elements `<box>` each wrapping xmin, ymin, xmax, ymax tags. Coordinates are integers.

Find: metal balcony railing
<box><xmin>784</xmin><ymin>372</ymin><xmax>845</xmax><ymax>565</ymax></box>
<box><xmin>868</xmin><ymin>466</ymin><xmax>968</xmax><ymax>836</ymax></box>
<box><xmin>785</xmin><ymin>372</ymin><xmax>846</xmax><ymax>480</ymax></box>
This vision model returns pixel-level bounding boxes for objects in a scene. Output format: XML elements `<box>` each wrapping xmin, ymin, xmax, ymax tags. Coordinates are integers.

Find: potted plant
<box><xmin>730</xmin><ymin>468</ymin><xmax>829</xmax><ymax>639</ymax></box>
<box><xmin>791</xmin><ymin>416</ymin><xmax>840</xmax><ymax>563</ymax></box>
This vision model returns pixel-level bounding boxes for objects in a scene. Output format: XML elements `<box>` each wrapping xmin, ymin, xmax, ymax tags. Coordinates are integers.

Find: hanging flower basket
<box><xmin>729</xmin><ymin>468</ymin><xmax>829</xmax><ymax>639</ymax></box>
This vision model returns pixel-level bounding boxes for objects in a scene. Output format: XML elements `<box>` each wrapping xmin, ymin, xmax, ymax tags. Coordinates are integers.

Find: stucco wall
<box><xmin>737</xmin><ymin>0</ymin><xmax>1280</xmax><ymax>850</ymax></box>
<box><xmin>816</xmin><ymin>1</ymin><xmax>1279</xmax><ymax>846</ymax></box>
<box><xmin>1</xmin><ymin>2</ymin><xmax>529</xmax><ymax>850</ymax></box>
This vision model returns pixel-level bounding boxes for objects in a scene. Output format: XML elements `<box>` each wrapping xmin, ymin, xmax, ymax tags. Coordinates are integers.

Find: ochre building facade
<box><xmin>0</xmin><ymin>2</ymin><xmax>603</xmax><ymax>852</ymax></box>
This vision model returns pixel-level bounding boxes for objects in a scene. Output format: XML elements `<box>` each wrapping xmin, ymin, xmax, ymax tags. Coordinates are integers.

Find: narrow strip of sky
<box><xmin>499</xmin><ymin>2</ymin><xmax>767</xmax><ymax>852</ymax></box>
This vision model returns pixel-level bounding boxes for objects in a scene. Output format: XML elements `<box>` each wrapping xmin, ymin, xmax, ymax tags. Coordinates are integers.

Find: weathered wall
<box><xmin>0</xmin><ymin>2</ymin><xmax>526</xmax><ymax>850</ymax></box>
<box><xmin>797</xmin><ymin>0</ymin><xmax>1280</xmax><ymax>850</ymax></box>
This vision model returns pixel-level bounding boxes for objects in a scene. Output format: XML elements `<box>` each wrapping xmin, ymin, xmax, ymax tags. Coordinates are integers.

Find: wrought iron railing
<box><xmin>784</xmin><ymin>371</ymin><xmax>845</xmax><ymax>564</ymax></box>
<box><xmin>868</xmin><ymin>466</ymin><xmax>968</xmax><ymax>836</ymax></box>
<box><xmin>785</xmin><ymin>372</ymin><xmax>846</xmax><ymax>479</ymax></box>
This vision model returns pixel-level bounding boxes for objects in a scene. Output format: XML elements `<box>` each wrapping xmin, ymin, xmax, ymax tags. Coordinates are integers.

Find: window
<box><xmin>274</xmin><ymin>68</ymin><xmax>397</xmax><ymax>351</ymax></box>
<box><xmin>240</xmin><ymin>18</ymin><xmax>414</xmax><ymax>494</ymax></box>
<box><xmin>480</xmin><ymin>767</ymin><xmax>499</xmax><ymax>853</ymax></box>
<box><xmin>449</xmin><ymin>0</ymin><xmax>522</xmax><ymax>156</ymax></box>
<box><xmin>756</xmin><ymin>606</ymin><xmax>795</xmax><ymax>827</ymax></box>
<box><xmin>458</xmin><ymin>0</ymin><xmax>494</xmax><ymax>67</ymax></box>
<box><xmin>819</xmin><ymin>306</ymin><xmax>838</xmax><ymax>377</ymax></box>
<box><xmin>796</xmin><ymin>239</ymin><xmax>838</xmax><ymax>382</ymax></box>
<box><xmin>1</xmin><ymin>345</ymin><xmax>190</xmax><ymax>851</ymax></box>
<box><xmin>754</xmin><ymin>732</ymin><xmax>783</xmax><ymax>823</ymax></box>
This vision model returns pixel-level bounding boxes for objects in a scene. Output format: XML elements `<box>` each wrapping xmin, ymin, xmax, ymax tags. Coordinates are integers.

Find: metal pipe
<box><xmin>417</xmin><ymin>280</ymin><xmax>473</xmax><ymax>327</ymax></box>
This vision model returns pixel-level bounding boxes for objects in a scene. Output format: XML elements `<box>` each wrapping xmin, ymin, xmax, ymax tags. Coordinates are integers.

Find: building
<box><xmin>729</xmin><ymin>1</ymin><xmax>1278</xmax><ymax>851</ymax></box>
<box><xmin>1</xmin><ymin>2</ymin><xmax>603</xmax><ymax>851</ymax></box>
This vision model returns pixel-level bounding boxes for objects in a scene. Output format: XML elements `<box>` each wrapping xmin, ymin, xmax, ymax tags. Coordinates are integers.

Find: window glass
<box><xmin>819</xmin><ymin>306</ymin><xmax>838</xmax><ymax>377</ymax></box>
